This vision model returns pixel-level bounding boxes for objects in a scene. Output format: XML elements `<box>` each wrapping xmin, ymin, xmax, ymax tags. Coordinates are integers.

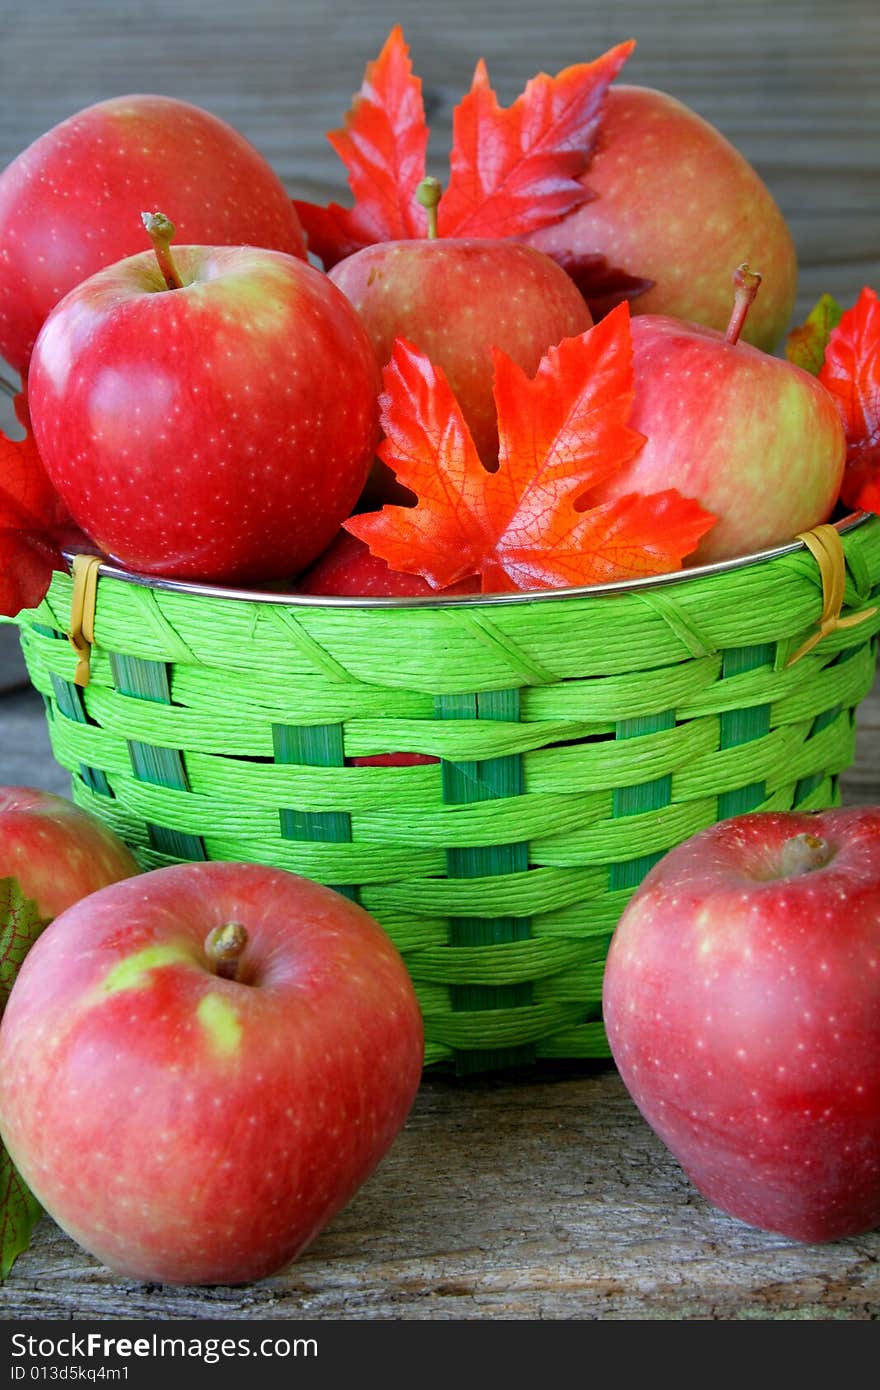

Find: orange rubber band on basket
<box><xmin>67</xmin><ymin>554</ymin><xmax>102</xmax><ymax>688</ymax></box>
<box><xmin>786</xmin><ymin>524</ymin><xmax>877</xmax><ymax>666</ymax></box>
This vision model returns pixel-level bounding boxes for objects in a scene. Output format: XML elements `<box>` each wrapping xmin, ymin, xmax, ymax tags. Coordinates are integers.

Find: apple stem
<box><xmin>779</xmin><ymin>832</ymin><xmax>833</xmax><ymax>877</ymax></box>
<box><xmin>724</xmin><ymin>264</ymin><xmax>762</xmax><ymax>345</ymax></box>
<box><xmin>141</xmin><ymin>211</ymin><xmax>185</xmax><ymax>290</ymax></box>
<box><xmin>0</xmin><ymin>372</ymin><xmax>18</xmax><ymax>400</ymax></box>
<box><xmin>416</xmin><ymin>178</ymin><xmax>443</xmax><ymax>240</ymax></box>
<box><xmin>204</xmin><ymin>922</ymin><xmax>249</xmax><ymax>981</ymax></box>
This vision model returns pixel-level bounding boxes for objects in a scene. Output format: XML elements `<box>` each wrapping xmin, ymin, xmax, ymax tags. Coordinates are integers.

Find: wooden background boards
<box><xmin>0</xmin><ymin>0</ymin><xmax>878</xmax><ymax>1321</ymax></box>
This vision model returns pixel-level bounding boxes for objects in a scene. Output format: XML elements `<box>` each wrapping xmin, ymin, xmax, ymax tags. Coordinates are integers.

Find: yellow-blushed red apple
<box><xmin>330</xmin><ymin>182</ymin><xmax>593</xmax><ymax>483</ymax></box>
<box><xmin>0</xmin><ymin>787</ymin><xmax>138</xmax><ymax>924</ymax></box>
<box><xmin>0</xmin><ymin>861</ymin><xmax>424</xmax><ymax>1285</ymax></box>
<box><xmin>530</xmin><ymin>85</ymin><xmax>797</xmax><ymax>352</ymax></box>
<box><xmin>603</xmin><ymin>807</ymin><xmax>880</xmax><ymax>1243</ymax></box>
<box><xmin>588</xmin><ymin>268</ymin><xmax>845</xmax><ymax>563</ymax></box>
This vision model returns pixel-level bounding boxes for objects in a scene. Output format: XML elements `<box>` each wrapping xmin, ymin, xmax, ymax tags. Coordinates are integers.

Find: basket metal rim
<box><xmin>64</xmin><ymin>511</ymin><xmax>874</xmax><ymax>611</ymax></box>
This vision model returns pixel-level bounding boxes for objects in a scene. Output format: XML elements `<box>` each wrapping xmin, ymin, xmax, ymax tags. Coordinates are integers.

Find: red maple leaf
<box><xmin>294</xmin><ymin>28</ymin><xmax>633</xmax><ymax>269</ymax></box>
<box><xmin>818</xmin><ymin>287</ymin><xmax>880</xmax><ymax>513</ymax></box>
<box><xmin>344</xmin><ymin>306</ymin><xmax>715</xmax><ymax>592</ymax></box>
<box><xmin>437</xmin><ymin>42</ymin><xmax>634</xmax><ymax>239</ymax></box>
<box><xmin>0</xmin><ymin>395</ymin><xmax>70</xmax><ymax>618</ymax></box>
<box><xmin>294</xmin><ymin>26</ymin><xmax>428</xmax><ymax>268</ymax></box>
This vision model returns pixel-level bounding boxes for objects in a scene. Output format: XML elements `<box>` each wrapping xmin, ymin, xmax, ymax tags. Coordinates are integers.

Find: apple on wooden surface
<box><xmin>589</xmin><ymin>267</ymin><xmax>846</xmax><ymax>563</ymax></box>
<box><xmin>0</xmin><ymin>861</ymin><xmax>424</xmax><ymax>1286</ymax></box>
<box><xmin>0</xmin><ymin>94</ymin><xmax>307</xmax><ymax>376</ymax></box>
<box><xmin>0</xmin><ymin>791</ymin><xmax>137</xmax><ymax>1281</ymax></box>
<box><xmin>603</xmin><ymin>807</ymin><xmax>880</xmax><ymax>1242</ymax></box>
<box><xmin>0</xmin><ymin>786</ymin><xmax>139</xmax><ymax>923</ymax></box>
<box><xmin>529</xmin><ymin>85</ymin><xmax>798</xmax><ymax>351</ymax></box>
<box><xmin>26</xmin><ymin>213</ymin><xmax>381</xmax><ymax>584</ymax></box>
<box><xmin>330</xmin><ymin>178</ymin><xmax>593</xmax><ymax>486</ymax></box>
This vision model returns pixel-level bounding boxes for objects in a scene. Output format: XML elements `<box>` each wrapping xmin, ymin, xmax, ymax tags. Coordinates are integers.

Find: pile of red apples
<box><xmin>0</xmin><ymin>79</ymin><xmax>845</xmax><ymax>596</ymax></box>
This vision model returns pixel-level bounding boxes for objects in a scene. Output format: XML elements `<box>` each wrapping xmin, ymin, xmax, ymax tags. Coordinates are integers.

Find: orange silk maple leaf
<box><xmin>295</xmin><ymin>27</ymin><xmax>633</xmax><ymax>269</ymax></box>
<box><xmin>345</xmin><ymin>306</ymin><xmax>716</xmax><ymax>593</ymax></box>
<box><xmin>293</xmin><ymin>26</ymin><xmax>429</xmax><ymax>268</ymax></box>
<box><xmin>818</xmin><ymin>287</ymin><xmax>880</xmax><ymax>514</ymax></box>
<box><xmin>0</xmin><ymin>395</ymin><xmax>70</xmax><ymax>618</ymax></box>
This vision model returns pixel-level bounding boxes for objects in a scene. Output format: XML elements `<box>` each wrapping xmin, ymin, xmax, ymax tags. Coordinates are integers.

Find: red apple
<box><xmin>0</xmin><ymin>860</ymin><xmax>424</xmax><ymax>1285</ymax></box>
<box><xmin>589</xmin><ymin>268</ymin><xmax>846</xmax><ymax>563</ymax></box>
<box><xmin>0</xmin><ymin>786</ymin><xmax>138</xmax><ymax>922</ymax></box>
<box><xmin>299</xmin><ymin>529</ymin><xmax>479</xmax><ymax>599</ymax></box>
<box><xmin>348</xmin><ymin>754</ymin><xmax>437</xmax><ymax>768</ymax></box>
<box><xmin>530</xmin><ymin>85</ymin><xmax>797</xmax><ymax>352</ymax></box>
<box><xmin>0</xmin><ymin>94</ymin><xmax>307</xmax><ymax>376</ymax></box>
<box><xmin>329</xmin><ymin>186</ymin><xmax>592</xmax><ymax>482</ymax></box>
<box><xmin>26</xmin><ymin>215</ymin><xmax>381</xmax><ymax>584</ymax></box>
<box><xmin>603</xmin><ymin>807</ymin><xmax>880</xmax><ymax>1242</ymax></box>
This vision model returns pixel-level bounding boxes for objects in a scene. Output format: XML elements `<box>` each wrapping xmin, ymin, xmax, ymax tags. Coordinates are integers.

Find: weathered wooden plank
<box><xmin>0</xmin><ymin>0</ymin><xmax>876</xmax><ymax>263</ymax></box>
<box><xmin>2</xmin><ymin>1068</ymin><xmax>879</xmax><ymax>1320</ymax></box>
<box><xmin>841</xmin><ymin>673</ymin><xmax>880</xmax><ymax>805</ymax></box>
<box><xmin>0</xmin><ymin>627</ymin><xmax>27</xmax><ymax>695</ymax></box>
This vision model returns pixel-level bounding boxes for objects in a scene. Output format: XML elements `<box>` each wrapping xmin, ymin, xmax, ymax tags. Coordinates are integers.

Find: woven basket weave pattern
<box><xmin>15</xmin><ymin>517</ymin><xmax>880</xmax><ymax>1072</ymax></box>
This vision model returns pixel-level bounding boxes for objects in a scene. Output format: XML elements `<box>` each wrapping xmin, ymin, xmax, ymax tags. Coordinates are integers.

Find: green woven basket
<box><xmin>11</xmin><ymin>513</ymin><xmax>880</xmax><ymax>1073</ymax></box>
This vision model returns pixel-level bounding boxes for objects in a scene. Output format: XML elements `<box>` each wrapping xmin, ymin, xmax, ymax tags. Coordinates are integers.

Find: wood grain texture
<box><xmin>0</xmin><ymin>0</ymin><xmax>879</xmax><ymax>1322</ymax></box>
<box><xmin>5</xmin><ymin>1068</ymin><xmax>880</xmax><ymax>1321</ymax></box>
<box><xmin>0</xmin><ymin>0</ymin><xmax>876</xmax><ymax>333</ymax></box>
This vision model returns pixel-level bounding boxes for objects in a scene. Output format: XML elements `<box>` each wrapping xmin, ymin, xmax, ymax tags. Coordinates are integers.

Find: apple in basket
<box><xmin>300</xmin><ymin>529</ymin><xmax>480</xmax><ymax>600</ymax></box>
<box><xmin>25</xmin><ymin>213</ymin><xmax>381</xmax><ymax>585</ymax></box>
<box><xmin>0</xmin><ymin>861</ymin><xmax>424</xmax><ymax>1285</ymax></box>
<box><xmin>528</xmin><ymin>84</ymin><xmax>798</xmax><ymax>352</ymax></box>
<box><xmin>589</xmin><ymin>267</ymin><xmax>847</xmax><ymax>562</ymax></box>
<box><xmin>603</xmin><ymin>807</ymin><xmax>880</xmax><ymax>1242</ymax></box>
<box><xmin>330</xmin><ymin>178</ymin><xmax>594</xmax><ymax>491</ymax></box>
<box><xmin>0</xmin><ymin>93</ymin><xmax>308</xmax><ymax>376</ymax></box>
